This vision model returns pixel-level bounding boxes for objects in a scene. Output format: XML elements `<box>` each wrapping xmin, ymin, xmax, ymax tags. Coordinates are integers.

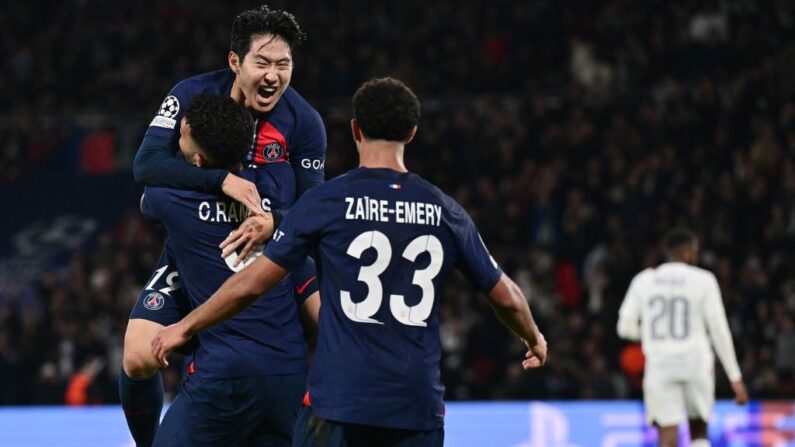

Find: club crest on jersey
<box><xmin>263</xmin><ymin>142</ymin><xmax>284</xmax><ymax>162</ymax></box>
<box><xmin>143</xmin><ymin>292</ymin><xmax>165</xmax><ymax>311</ymax></box>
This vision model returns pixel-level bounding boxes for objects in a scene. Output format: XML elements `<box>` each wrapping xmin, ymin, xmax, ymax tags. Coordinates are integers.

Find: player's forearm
<box><xmin>133</xmin><ymin>134</ymin><xmax>227</xmax><ymax>191</ymax></box>
<box><xmin>487</xmin><ymin>275</ymin><xmax>542</xmax><ymax>345</ymax></box>
<box><xmin>180</xmin><ymin>257</ymin><xmax>287</xmax><ymax>337</ymax></box>
<box><xmin>708</xmin><ymin>319</ymin><xmax>742</xmax><ymax>381</ymax></box>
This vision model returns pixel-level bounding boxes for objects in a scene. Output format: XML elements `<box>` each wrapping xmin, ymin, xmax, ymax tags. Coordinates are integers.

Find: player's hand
<box><xmin>731</xmin><ymin>380</ymin><xmax>749</xmax><ymax>405</ymax></box>
<box><xmin>151</xmin><ymin>323</ymin><xmax>191</xmax><ymax>367</ymax></box>
<box><xmin>522</xmin><ymin>332</ymin><xmax>547</xmax><ymax>370</ymax></box>
<box><xmin>220</xmin><ymin>214</ymin><xmax>273</xmax><ymax>266</ymax></box>
<box><xmin>222</xmin><ymin>173</ymin><xmax>264</xmax><ymax>217</ymax></box>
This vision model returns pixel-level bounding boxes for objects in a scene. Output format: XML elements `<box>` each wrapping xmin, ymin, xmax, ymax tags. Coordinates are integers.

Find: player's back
<box><xmin>142</xmin><ymin>163</ymin><xmax>306</xmax><ymax>378</ymax></box>
<box><xmin>281</xmin><ymin>167</ymin><xmax>501</xmax><ymax>431</ymax></box>
<box><xmin>629</xmin><ymin>262</ymin><xmax>718</xmax><ymax>377</ymax></box>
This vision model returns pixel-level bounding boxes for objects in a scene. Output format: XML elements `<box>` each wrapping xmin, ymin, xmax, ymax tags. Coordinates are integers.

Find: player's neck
<box><xmin>357</xmin><ymin>141</ymin><xmax>408</xmax><ymax>172</ymax></box>
<box><xmin>230</xmin><ymin>79</ymin><xmax>246</xmax><ymax>107</ymax></box>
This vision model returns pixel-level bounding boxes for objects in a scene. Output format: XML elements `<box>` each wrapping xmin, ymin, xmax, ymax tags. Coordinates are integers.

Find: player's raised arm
<box><xmin>150</xmin><ymin>255</ymin><xmax>288</xmax><ymax>366</ymax></box>
<box><xmin>617</xmin><ymin>274</ymin><xmax>643</xmax><ymax>341</ymax></box>
<box><xmin>133</xmin><ymin>87</ymin><xmax>264</xmax><ymax>216</ymax></box>
<box><xmin>486</xmin><ymin>274</ymin><xmax>547</xmax><ymax>369</ymax></box>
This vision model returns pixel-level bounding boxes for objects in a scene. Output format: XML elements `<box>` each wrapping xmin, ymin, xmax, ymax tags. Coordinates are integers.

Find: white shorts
<box><xmin>643</xmin><ymin>372</ymin><xmax>714</xmax><ymax>426</ymax></box>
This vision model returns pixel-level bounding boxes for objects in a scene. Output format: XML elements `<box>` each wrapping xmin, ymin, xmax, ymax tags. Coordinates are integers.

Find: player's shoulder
<box><xmin>407</xmin><ymin>172</ymin><xmax>469</xmax><ymax>219</ymax></box>
<box><xmin>170</xmin><ymin>68</ymin><xmax>236</xmax><ymax>97</ymax></box>
<box><xmin>281</xmin><ymin>87</ymin><xmax>324</xmax><ymax>126</ymax></box>
<box><xmin>631</xmin><ymin>267</ymin><xmax>656</xmax><ymax>283</ymax></box>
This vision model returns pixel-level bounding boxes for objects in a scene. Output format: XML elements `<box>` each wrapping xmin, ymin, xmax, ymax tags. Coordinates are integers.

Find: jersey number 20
<box><xmin>342</xmin><ymin>231</ymin><xmax>443</xmax><ymax>327</ymax></box>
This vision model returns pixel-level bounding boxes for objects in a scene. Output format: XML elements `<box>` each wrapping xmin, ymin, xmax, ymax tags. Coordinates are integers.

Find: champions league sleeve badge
<box><xmin>150</xmin><ymin>95</ymin><xmax>180</xmax><ymax>130</ymax></box>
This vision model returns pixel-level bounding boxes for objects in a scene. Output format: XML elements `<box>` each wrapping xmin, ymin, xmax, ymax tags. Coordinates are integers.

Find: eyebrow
<box><xmin>253</xmin><ymin>54</ymin><xmax>292</xmax><ymax>63</ymax></box>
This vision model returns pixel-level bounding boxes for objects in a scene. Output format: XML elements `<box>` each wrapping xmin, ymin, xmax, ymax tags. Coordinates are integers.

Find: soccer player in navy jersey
<box><xmin>152</xmin><ymin>78</ymin><xmax>548</xmax><ymax>447</ymax></box>
<box><xmin>120</xmin><ymin>6</ymin><xmax>325</xmax><ymax>447</ymax></box>
<box><xmin>141</xmin><ymin>94</ymin><xmax>319</xmax><ymax>446</ymax></box>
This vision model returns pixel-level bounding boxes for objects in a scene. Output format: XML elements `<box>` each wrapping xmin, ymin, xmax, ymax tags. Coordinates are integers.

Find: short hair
<box><xmin>184</xmin><ymin>94</ymin><xmax>253</xmax><ymax>169</ymax></box>
<box><xmin>230</xmin><ymin>5</ymin><xmax>307</xmax><ymax>60</ymax></box>
<box><xmin>352</xmin><ymin>78</ymin><xmax>421</xmax><ymax>142</ymax></box>
<box><xmin>663</xmin><ymin>227</ymin><xmax>698</xmax><ymax>255</ymax></box>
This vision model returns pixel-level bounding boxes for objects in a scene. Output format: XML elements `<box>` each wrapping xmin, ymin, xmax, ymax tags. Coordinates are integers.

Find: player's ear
<box><xmin>229</xmin><ymin>51</ymin><xmax>241</xmax><ymax>74</ymax></box>
<box><xmin>404</xmin><ymin>126</ymin><xmax>417</xmax><ymax>144</ymax></box>
<box><xmin>351</xmin><ymin>119</ymin><xmax>363</xmax><ymax>143</ymax></box>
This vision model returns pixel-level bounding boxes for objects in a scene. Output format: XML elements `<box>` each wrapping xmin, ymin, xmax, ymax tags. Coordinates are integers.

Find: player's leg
<box><xmin>156</xmin><ymin>375</ymin><xmax>288</xmax><ymax>447</ymax></box>
<box><xmin>292</xmin><ymin>405</ymin><xmax>443</xmax><ymax>447</ymax></box>
<box><xmin>643</xmin><ymin>375</ymin><xmax>684</xmax><ymax>447</ymax></box>
<box><xmin>243</xmin><ymin>373</ymin><xmax>307</xmax><ymax>447</ymax></box>
<box><xmin>684</xmin><ymin>373</ymin><xmax>715</xmax><ymax>447</ymax></box>
<box><xmin>121</xmin><ymin>247</ymin><xmax>187</xmax><ymax>447</ymax></box>
<box><xmin>688</xmin><ymin>419</ymin><xmax>709</xmax><ymax>447</ymax></box>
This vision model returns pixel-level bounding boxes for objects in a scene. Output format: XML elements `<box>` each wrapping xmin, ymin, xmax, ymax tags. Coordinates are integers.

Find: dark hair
<box><xmin>352</xmin><ymin>77</ymin><xmax>420</xmax><ymax>142</ymax></box>
<box><xmin>184</xmin><ymin>94</ymin><xmax>253</xmax><ymax>169</ymax></box>
<box><xmin>230</xmin><ymin>5</ymin><xmax>307</xmax><ymax>60</ymax></box>
<box><xmin>663</xmin><ymin>227</ymin><xmax>698</xmax><ymax>256</ymax></box>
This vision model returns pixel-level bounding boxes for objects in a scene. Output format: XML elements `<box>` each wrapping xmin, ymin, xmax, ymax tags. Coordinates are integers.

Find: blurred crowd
<box><xmin>2</xmin><ymin>0</ymin><xmax>795</xmax><ymax>404</ymax></box>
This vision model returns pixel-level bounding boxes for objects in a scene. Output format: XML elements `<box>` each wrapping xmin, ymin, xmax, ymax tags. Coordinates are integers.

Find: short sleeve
<box><xmin>264</xmin><ymin>187</ymin><xmax>327</xmax><ymax>271</ymax></box>
<box><xmin>290</xmin><ymin>256</ymin><xmax>319</xmax><ymax>305</ymax></box>
<box><xmin>450</xmin><ymin>204</ymin><xmax>503</xmax><ymax>292</ymax></box>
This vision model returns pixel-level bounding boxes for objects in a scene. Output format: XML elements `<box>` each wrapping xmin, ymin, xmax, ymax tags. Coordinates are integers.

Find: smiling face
<box><xmin>229</xmin><ymin>34</ymin><xmax>293</xmax><ymax>114</ymax></box>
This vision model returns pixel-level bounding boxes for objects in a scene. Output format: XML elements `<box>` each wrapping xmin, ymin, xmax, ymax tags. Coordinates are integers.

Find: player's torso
<box><xmin>309</xmin><ymin>168</ymin><xmax>459</xmax><ymax>430</ymax></box>
<box><xmin>638</xmin><ymin>263</ymin><xmax>713</xmax><ymax>376</ymax></box>
<box><xmin>164</xmin><ymin>164</ymin><xmax>305</xmax><ymax>377</ymax></box>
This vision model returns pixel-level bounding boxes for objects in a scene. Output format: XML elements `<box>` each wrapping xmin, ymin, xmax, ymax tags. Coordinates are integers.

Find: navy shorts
<box><xmin>129</xmin><ymin>244</ymin><xmax>190</xmax><ymax>326</ymax></box>
<box><xmin>153</xmin><ymin>372</ymin><xmax>307</xmax><ymax>447</ymax></box>
<box><xmin>293</xmin><ymin>406</ymin><xmax>444</xmax><ymax>447</ymax></box>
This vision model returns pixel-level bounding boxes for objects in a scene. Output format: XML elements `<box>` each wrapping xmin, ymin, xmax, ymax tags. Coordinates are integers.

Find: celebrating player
<box><xmin>617</xmin><ymin>228</ymin><xmax>748</xmax><ymax>447</ymax></box>
<box><xmin>151</xmin><ymin>77</ymin><xmax>547</xmax><ymax>447</ymax></box>
<box><xmin>121</xmin><ymin>5</ymin><xmax>325</xmax><ymax>447</ymax></box>
<box><xmin>140</xmin><ymin>94</ymin><xmax>318</xmax><ymax>446</ymax></box>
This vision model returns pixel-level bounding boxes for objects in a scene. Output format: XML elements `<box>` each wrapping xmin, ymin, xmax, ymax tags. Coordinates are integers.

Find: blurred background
<box><xmin>1</xmin><ymin>0</ymin><xmax>794</xmax><ymax>414</ymax></box>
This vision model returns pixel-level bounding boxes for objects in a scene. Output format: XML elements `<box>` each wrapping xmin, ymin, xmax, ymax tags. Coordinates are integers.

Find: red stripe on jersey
<box><xmin>253</xmin><ymin>121</ymin><xmax>289</xmax><ymax>165</ymax></box>
<box><xmin>187</xmin><ymin>361</ymin><xmax>196</xmax><ymax>375</ymax></box>
<box><xmin>302</xmin><ymin>390</ymin><xmax>311</xmax><ymax>407</ymax></box>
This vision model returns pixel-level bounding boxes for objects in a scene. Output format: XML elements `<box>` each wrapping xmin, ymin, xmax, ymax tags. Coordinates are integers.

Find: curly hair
<box><xmin>352</xmin><ymin>78</ymin><xmax>421</xmax><ymax>142</ymax></box>
<box><xmin>184</xmin><ymin>94</ymin><xmax>253</xmax><ymax>169</ymax></box>
<box><xmin>230</xmin><ymin>5</ymin><xmax>308</xmax><ymax>60</ymax></box>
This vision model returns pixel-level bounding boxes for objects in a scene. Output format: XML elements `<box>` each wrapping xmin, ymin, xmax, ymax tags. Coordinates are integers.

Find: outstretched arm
<box><xmin>486</xmin><ymin>274</ymin><xmax>547</xmax><ymax>369</ymax></box>
<box><xmin>151</xmin><ymin>255</ymin><xmax>288</xmax><ymax>365</ymax></box>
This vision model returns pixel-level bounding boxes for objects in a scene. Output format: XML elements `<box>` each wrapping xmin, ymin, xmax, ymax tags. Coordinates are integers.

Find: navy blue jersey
<box><xmin>142</xmin><ymin>163</ymin><xmax>307</xmax><ymax>378</ymax></box>
<box><xmin>264</xmin><ymin>167</ymin><xmax>503</xmax><ymax>430</ymax></box>
<box><xmin>134</xmin><ymin>68</ymin><xmax>326</xmax><ymax>196</ymax></box>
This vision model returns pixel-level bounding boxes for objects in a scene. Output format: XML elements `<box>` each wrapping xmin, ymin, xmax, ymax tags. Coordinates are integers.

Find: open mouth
<box><xmin>257</xmin><ymin>86</ymin><xmax>277</xmax><ymax>99</ymax></box>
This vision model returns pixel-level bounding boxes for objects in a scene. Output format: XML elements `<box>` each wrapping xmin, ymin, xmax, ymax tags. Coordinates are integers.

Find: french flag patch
<box><xmin>388</xmin><ymin>183</ymin><xmax>402</xmax><ymax>190</ymax></box>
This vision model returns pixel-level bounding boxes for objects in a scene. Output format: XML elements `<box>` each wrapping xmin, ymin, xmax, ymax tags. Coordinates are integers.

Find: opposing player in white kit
<box><xmin>617</xmin><ymin>228</ymin><xmax>749</xmax><ymax>447</ymax></box>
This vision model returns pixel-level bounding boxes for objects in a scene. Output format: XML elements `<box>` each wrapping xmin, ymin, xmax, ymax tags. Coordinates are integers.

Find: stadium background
<box><xmin>1</xmin><ymin>0</ymin><xmax>794</xmax><ymax>443</ymax></box>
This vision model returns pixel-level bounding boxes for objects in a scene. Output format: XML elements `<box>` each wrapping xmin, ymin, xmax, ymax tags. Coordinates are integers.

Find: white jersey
<box><xmin>617</xmin><ymin>262</ymin><xmax>742</xmax><ymax>382</ymax></box>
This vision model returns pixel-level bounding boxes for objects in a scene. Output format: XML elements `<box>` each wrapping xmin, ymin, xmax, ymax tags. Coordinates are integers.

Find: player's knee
<box><xmin>123</xmin><ymin>347</ymin><xmax>160</xmax><ymax>379</ymax></box>
<box><xmin>123</xmin><ymin>320</ymin><xmax>164</xmax><ymax>379</ymax></box>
